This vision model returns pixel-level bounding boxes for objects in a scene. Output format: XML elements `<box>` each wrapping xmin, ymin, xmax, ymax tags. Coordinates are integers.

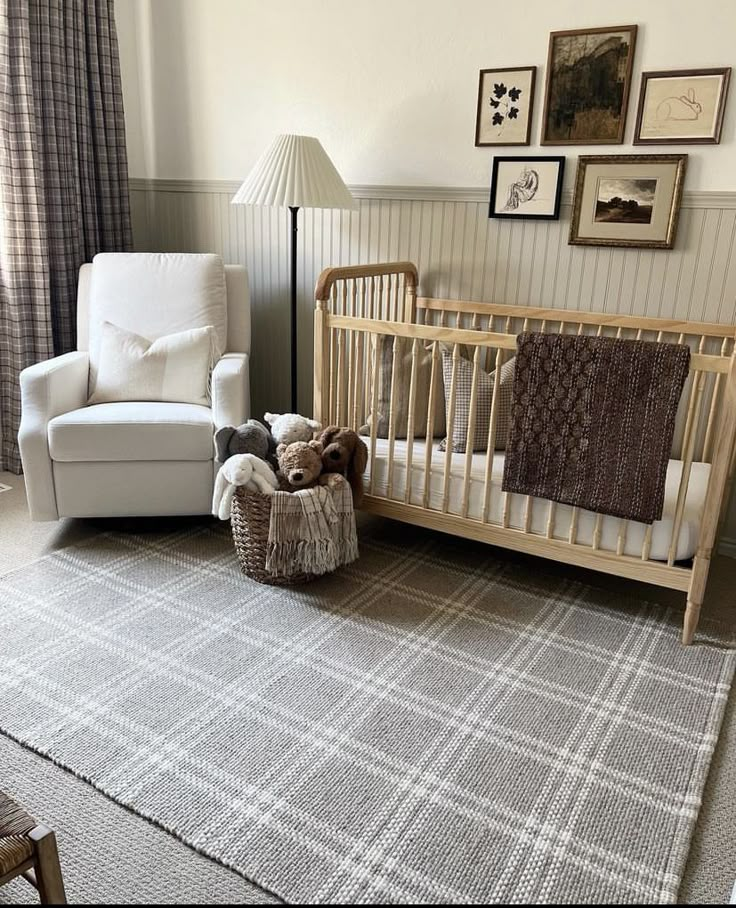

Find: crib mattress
<box><xmin>364</xmin><ymin>438</ymin><xmax>710</xmax><ymax>562</ymax></box>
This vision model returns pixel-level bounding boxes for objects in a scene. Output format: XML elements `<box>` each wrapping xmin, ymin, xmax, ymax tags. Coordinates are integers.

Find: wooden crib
<box><xmin>313</xmin><ymin>262</ymin><xmax>736</xmax><ymax>644</ymax></box>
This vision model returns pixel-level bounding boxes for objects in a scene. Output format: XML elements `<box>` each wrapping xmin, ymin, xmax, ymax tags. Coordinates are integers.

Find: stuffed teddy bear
<box><xmin>265</xmin><ymin>412</ymin><xmax>322</xmax><ymax>446</ymax></box>
<box><xmin>214</xmin><ymin>419</ymin><xmax>276</xmax><ymax>465</ymax></box>
<box><xmin>212</xmin><ymin>453</ymin><xmax>279</xmax><ymax>520</ymax></box>
<box><xmin>317</xmin><ymin>426</ymin><xmax>368</xmax><ymax>506</ymax></box>
<box><xmin>276</xmin><ymin>440</ymin><xmax>324</xmax><ymax>491</ymax></box>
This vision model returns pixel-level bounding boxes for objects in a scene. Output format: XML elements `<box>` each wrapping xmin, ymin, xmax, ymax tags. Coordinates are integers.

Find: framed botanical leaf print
<box><xmin>475</xmin><ymin>67</ymin><xmax>536</xmax><ymax>146</ymax></box>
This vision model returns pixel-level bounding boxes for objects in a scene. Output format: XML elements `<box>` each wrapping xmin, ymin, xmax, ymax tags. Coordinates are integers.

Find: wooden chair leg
<box><xmin>29</xmin><ymin>826</ymin><xmax>66</xmax><ymax>905</ymax></box>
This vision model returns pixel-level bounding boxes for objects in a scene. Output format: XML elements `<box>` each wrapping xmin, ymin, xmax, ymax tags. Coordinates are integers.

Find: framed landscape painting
<box><xmin>541</xmin><ymin>25</ymin><xmax>637</xmax><ymax>145</ymax></box>
<box><xmin>489</xmin><ymin>156</ymin><xmax>565</xmax><ymax>220</ymax></box>
<box><xmin>569</xmin><ymin>155</ymin><xmax>687</xmax><ymax>248</ymax></box>
<box><xmin>634</xmin><ymin>68</ymin><xmax>731</xmax><ymax>144</ymax></box>
<box><xmin>475</xmin><ymin>67</ymin><xmax>536</xmax><ymax>146</ymax></box>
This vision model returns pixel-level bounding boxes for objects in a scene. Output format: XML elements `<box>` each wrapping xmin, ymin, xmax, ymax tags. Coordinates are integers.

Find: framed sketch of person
<box><xmin>633</xmin><ymin>68</ymin><xmax>731</xmax><ymax>144</ymax></box>
<box><xmin>489</xmin><ymin>156</ymin><xmax>565</xmax><ymax>220</ymax></box>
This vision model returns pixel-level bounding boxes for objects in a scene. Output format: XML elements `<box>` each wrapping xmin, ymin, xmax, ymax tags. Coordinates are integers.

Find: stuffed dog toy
<box><xmin>276</xmin><ymin>440</ymin><xmax>324</xmax><ymax>491</ymax></box>
<box><xmin>212</xmin><ymin>453</ymin><xmax>279</xmax><ymax>520</ymax></box>
<box><xmin>317</xmin><ymin>426</ymin><xmax>368</xmax><ymax>505</ymax></box>
<box><xmin>265</xmin><ymin>412</ymin><xmax>322</xmax><ymax>446</ymax></box>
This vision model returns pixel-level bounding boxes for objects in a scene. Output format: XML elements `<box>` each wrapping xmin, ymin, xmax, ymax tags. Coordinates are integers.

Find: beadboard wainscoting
<box><xmin>128</xmin><ymin>179</ymin><xmax>736</xmax><ymax>548</ymax></box>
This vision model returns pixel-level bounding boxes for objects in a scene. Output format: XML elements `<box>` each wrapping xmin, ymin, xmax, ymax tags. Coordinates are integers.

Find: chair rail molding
<box><xmin>129</xmin><ymin>178</ymin><xmax>736</xmax><ymax>209</ymax></box>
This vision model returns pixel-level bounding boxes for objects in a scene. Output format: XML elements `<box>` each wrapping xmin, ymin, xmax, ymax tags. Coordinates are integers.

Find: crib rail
<box><xmin>314</xmin><ymin>262</ymin><xmax>736</xmax><ymax>642</ymax></box>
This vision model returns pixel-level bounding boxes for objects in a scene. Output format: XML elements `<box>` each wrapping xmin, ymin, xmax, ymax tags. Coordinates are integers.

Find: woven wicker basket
<box><xmin>230</xmin><ymin>486</ymin><xmax>317</xmax><ymax>586</ymax></box>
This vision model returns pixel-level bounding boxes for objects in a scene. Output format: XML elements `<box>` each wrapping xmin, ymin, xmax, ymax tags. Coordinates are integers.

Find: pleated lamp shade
<box><xmin>231</xmin><ymin>134</ymin><xmax>356</xmax><ymax>210</ymax></box>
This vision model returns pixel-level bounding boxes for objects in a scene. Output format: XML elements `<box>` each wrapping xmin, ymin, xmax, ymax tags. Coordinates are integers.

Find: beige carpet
<box><xmin>1</xmin><ymin>472</ymin><xmax>735</xmax><ymax>904</ymax></box>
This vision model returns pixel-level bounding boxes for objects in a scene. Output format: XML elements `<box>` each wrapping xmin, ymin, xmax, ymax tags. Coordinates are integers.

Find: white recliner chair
<box><xmin>19</xmin><ymin>253</ymin><xmax>250</xmax><ymax>520</ymax></box>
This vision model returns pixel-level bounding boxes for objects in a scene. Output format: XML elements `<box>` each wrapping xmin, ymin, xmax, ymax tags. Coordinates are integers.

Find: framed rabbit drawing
<box><xmin>634</xmin><ymin>68</ymin><xmax>731</xmax><ymax>144</ymax></box>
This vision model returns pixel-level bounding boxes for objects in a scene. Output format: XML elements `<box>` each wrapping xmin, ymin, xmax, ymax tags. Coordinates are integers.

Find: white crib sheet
<box><xmin>364</xmin><ymin>438</ymin><xmax>710</xmax><ymax>562</ymax></box>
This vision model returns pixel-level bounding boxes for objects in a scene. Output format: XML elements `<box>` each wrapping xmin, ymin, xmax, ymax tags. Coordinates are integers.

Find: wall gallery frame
<box><xmin>541</xmin><ymin>25</ymin><xmax>637</xmax><ymax>145</ymax></box>
<box><xmin>569</xmin><ymin>154</ymin><xmax>687</xmax><ymax>249</ymax></box>
<box><xmin>475</xmin><ymin>67</ymin><xmax>536</xmax><ymax>146</ymax></box>
<box><xmin>489</xmin><ymin>156</ymin><xmax>565</xmax><ymax>220</ymax></box>
<box><xmin>633</xmin><ymin>68</ymin><xmax>731</xmax><ymax>144</ymax></box>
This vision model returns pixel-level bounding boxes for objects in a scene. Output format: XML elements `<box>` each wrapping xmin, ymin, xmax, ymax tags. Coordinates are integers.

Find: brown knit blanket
<box><xmin>502</xmin><ymin>332</ymin><xmax>691</xmax><ymax>524</ymax></box>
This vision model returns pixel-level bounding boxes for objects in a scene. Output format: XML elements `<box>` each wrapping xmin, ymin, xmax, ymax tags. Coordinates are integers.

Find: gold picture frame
<box><xmin>569</xmin><ymin>155</ymin><xmax>687</xmax><ymax>249</ymax></box>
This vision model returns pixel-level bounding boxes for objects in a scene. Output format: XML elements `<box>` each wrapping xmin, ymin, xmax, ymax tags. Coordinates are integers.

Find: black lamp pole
<box><xmin>289</xmin><ymin>205</ymin><xmax>299</xmax><ymax>413</ymax></box>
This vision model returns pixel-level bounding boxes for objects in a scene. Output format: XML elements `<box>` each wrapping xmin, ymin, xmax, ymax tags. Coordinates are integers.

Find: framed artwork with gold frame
<box><xmin>569</xmin><ymin>154</ymin><xmax>687</xmax><ymax>249</ymax></box>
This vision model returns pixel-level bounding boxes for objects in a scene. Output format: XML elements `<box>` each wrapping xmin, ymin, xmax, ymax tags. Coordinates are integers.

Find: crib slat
<box><xmin>668</xmin><ymin>370</ymin><xmax>706</xmax><ymax>565</ymax></box>
<box><xmin>524</xmin><ymin>496</ymin><xmax>534</xmax><ymax>534</ymax></box>
<box><xmin>462</xmin><ymin>346</ymin><xmax>483</xmax><ymax>518</ymax></box>
<box><xmin>336</xmin><ymin>327</ymin><xmax>346</xmax><ymax>425</ymax></box>
<box><xmin>386</xmin><ymin>336</ymin><xmax>401</xmax><ymax>499</ymax></box>
<box><xmin>423</xmin><ymin>341</ymin><xmax>442</xmax><ymax>509</ymax></box>
<box><xmin>352</xmin><ymin>329</ymin><xmax>364</xmax><ymax>429</ymax></box>
<box><xmin>346</xmin><ymin>325</ymin><xmax>355</xmax><ymax>425</ymax></box>
<box><xmin>641</xmin><ymin>524</ymin><xmax>654</xmax><ymax>562</ymax></box>
<box><xmin>616</xmin><ymin>519</ymin><xmax>629</xmax><ymax>557</ymax></box>
<box><xmin>442</xmin><ymin>344</ymin><xmax>461</xmax><ymax>513</ymax></box>
<box><xmin>329</xmin><ymin>285</ymin><xmax>339</xmax><ymax>421</ymax></box>
<box><xmin>482</xmin><ymin>346</ymin><xmax>505</xmax><ymax>524</ymax></box>
<box><xmin>368</xmin><ymin>334</ymin><xmax>382</xmax><ymax>497</ymax></box>
<box><xmin>568</xmin><ymin>507</ymin><xmax>580</xmax><ymax>545</ymax></box>
<box><xmin>404</xmin><ymin>338</ymin><xmax>420</xmax><ymax>504</ymax></box>
<box><xmin>313</xmin><ymin>302</ymin><xmax>329</xmax><ymax>426</ymax></box>
<box><xmin>592</xmin><ymin>514</ymin><xmax>603</xmax><ymax>550</ymax></box>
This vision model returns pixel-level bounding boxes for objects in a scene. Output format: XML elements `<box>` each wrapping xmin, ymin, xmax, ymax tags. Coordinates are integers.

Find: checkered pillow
<box><xmin>439</xmin><ymin>350</ymin><xmax>515</xmax><ymax>452</ymax></box>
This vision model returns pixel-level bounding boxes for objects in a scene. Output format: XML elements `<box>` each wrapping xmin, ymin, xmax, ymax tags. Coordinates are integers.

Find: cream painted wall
<box><xmin>115</xmin><ymin>0</ymin><xmax>736</xmax><ymax>191</ymax></box>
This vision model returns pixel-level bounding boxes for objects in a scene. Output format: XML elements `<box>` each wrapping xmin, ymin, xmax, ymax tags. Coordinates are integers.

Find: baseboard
<box><xmin>719</xmin><ymin>537</ymin><xmax>736</xmax><ymax>559</ymax></box>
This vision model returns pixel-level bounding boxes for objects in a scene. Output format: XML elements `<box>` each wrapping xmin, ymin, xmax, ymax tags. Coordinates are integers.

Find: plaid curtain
<box><xmin>0</xmin><ymin>0</ymin><xmax>132</xmax><ymax>473</ymax></box>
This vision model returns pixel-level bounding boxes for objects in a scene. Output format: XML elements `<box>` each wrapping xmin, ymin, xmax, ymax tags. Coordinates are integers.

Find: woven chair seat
<box><xmin>0</xmin><ymin>791</ymin><xmax>36</xmax><ymax>877</ymax></box>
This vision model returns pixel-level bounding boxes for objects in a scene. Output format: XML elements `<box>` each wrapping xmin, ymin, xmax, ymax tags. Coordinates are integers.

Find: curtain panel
<box><xmin>0</xmin><ymin>0</ymin><xmax>132</xmax><ymax>473</ymax></box>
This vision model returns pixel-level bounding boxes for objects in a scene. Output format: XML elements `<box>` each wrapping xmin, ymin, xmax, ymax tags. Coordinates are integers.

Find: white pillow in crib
<box><xmin>88</xmin><ymin>321</ymin><xmax>216</xmax><ymax>406</ymax></box>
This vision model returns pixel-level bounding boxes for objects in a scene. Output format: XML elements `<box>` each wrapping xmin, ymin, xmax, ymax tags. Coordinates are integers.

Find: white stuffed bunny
<box><xmin>212</xmin><ymin>454</ymin><xmax>279</xmax><ymax>520</ymax></box>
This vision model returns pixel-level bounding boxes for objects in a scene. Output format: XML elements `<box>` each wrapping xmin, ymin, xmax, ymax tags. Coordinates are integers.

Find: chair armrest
<box><xmin>18</xmin><ymin>352</ymin><xmax>89</xmax><ymax>521</ymax></box>
<box><xmin>212</xmin><ymin>353</ymin><xmax>250</xmax><ymax>430</ymax></box>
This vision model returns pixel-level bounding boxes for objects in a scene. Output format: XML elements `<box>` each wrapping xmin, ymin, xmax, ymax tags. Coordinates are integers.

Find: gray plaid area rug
<box><xmin>0</xmin><ymin>522</ymin><xmax>733</xmax><ymax>904</ymax></box>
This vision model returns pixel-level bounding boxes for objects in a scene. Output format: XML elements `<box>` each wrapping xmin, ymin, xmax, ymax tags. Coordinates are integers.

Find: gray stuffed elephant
<box><xmin>215</xmin><ymin>419</ymin><xmax>276</xmax><ymax>465</ymax></box>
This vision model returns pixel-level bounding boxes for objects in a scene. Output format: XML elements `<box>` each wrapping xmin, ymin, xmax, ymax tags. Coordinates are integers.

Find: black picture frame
<box><xmin>489</xmin><ymin>156</ymin><xmax>565</xmax><ymax>220</ymax></box>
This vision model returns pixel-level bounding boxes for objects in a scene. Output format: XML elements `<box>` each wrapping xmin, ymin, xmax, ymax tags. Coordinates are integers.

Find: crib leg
<box><xmin>682</xmin><ymin>599</ymin><xmax>702</xmax><ymax>646</ymax></box>
<box><xmin>682</xmin><ymin>553</ymin><xmax>711</xmax><ymax>645</ymax></box>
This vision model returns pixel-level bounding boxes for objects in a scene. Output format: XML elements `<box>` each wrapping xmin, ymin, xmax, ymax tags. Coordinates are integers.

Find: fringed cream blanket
<box><xmin>265</xmin><ymin>476</ymin><xmax>359</xmax><ymax>577</ymax></box>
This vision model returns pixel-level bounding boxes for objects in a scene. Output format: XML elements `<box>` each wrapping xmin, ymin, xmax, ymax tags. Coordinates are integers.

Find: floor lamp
<box><xmin>232</xmin><ymin>135</ymin><xmax>356</xmax><ymax>413</ymax></box>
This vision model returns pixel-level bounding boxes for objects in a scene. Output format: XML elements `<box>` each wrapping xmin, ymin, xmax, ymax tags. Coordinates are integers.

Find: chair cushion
<box><xmin>49</xmin><ymin>402</ymin><xmax>214</xmax><ymax>463</ymax></box>
<box><xmin>88</xmin><ymin>322</ymin><xmax>216</xmax><ymax>406</ymax></box>
<box><xmin>86</xmin><ymin>253</ymin><xmax>227</xmax><ymax>390</ymax></box>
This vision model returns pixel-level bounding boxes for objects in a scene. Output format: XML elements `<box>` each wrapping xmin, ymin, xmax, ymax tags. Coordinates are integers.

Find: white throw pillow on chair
<box><xmin>88</xmin><ymin>321</ymin><xmax>217</xmax><ymax>406</ymax></box>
